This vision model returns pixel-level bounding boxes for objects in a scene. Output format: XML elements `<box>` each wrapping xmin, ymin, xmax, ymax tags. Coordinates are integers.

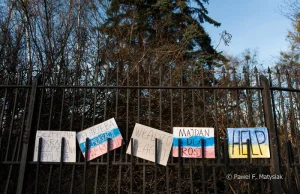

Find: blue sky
<box><xmin>202</xmin><ymin>0</ymin><xmax>291</xmax><ymax>67</ymax></box>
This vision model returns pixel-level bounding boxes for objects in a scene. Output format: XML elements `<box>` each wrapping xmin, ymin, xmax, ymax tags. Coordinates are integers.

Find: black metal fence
<box><xmin>0</xmin><ymin>67</ymin><xmax>299</xmax><ymax>194</ymax></box>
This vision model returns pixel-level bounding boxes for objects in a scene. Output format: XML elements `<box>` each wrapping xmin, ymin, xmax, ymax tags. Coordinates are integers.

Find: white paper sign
<box><xmin>126</xmin><ymin>123</ymin><xmax>173</xmax><ymax>166</ymax></box>
<box><xmin>33</xmin><ymin>131</ymin><xmax>76</xmax><ymax>162</ymax></box>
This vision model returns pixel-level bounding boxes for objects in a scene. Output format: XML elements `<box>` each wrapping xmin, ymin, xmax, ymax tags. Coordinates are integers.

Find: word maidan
<box><xmin>33</xmin><ymin>119</ymin><xmax>271</xmax><ymax>165</ymax></box>
<box><xmin>173</xmin><ymin>127</ymin><xmax>215</xmax><ymax>158</ymax></box>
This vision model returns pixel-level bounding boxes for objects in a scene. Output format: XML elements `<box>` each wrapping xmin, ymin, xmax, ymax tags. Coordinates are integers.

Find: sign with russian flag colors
<box><xmin>76</xmin><ymin>118</ymin><xmax>123</xmax><ymax>161</ymax></box>
<box><xmin>227</xmin><ymin>128</ymin><xmax>270</xmax><ymax>158</ymax></box>
<box><xmin>126</xmin><ymin>123</ymin><xmax>173</xmax><ymax>166</ymax></box>
<box><xmin>173</xmin><ymin>127</ymin><xmax>215</xmax><ymax>158</ymax></box>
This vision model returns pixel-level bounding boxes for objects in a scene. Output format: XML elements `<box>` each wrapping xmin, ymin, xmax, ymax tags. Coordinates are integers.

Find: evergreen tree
<box><xmin>100</xmin><ymin>0</ymin><xmax>226</xmax><ymax>83</ymax></box>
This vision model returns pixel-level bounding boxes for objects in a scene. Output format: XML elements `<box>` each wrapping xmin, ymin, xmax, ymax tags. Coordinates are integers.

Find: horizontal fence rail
<box><xmin>0</xmin><ymin>67</ymin><xmax>300</xmax><ymax>194</ymax></box>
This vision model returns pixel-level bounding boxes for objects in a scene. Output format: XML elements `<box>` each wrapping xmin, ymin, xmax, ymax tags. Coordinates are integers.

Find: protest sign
<box><xmin>126</xmin><ymin>123</ymin><xmax>173</xmax><ymax>166</ymax></box>
<box><xmin>33</xmin><ymin>131</ymin><xmax>76</xmax><ymax>162</ymax></box>
<box><xmin>227</xmin><ymin>128</ymin><xmax>270</xmax><ymax>158</ymax></box>
<box><xmin>76</xmin><ymin>118</ymin><xmax>123</xmax><ymax>161</ymax></box>
<box><xmin>173</xmin><ymin>127</ymin><xmax>215</xmax><ymax>158</ymax></box>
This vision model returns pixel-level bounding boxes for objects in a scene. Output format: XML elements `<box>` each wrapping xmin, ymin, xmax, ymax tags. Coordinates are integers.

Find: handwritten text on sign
<box><xmin>126</xmin><ymin>123</ymin><xmax>173</xmax><ymax>166</ymax></box>
<box><xmin>33</xmin><ymin>131</ymin><xmax>76</xmax><ymax>162</ymax></box>
<box><xmin>173</xmin><ymin>127</ymin><xmax>215</xmax><ymax>158</ymax></box>
<box><xmin>76</xmin><ymin>118</ymin><xmax>123</xmax><ymax>161</ymax></box>
<box><xmin>227</xmin><ymin>128</ymin><xmax>270</xmax><ymax>158</ymax></box>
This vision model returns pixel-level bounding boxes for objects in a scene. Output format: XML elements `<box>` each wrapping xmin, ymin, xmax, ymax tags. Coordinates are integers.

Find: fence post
<box><xmin>260</xmin><ymin>75</ymin><xmax>282</xmax><ymax>193</ymax></box>
<box><xmin>16</xmin><ymin>76</ymin><xmax>39</xmax><ymax>194</ymax></box>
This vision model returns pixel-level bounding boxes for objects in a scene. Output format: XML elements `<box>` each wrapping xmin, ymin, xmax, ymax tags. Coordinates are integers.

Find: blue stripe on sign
<box><xmin>173</xmin><ymin>137</ymin><xmax>215</xmax><ymax>147</ymax></box>
<box><xmin>79</xmin><ymin>128</ymin><xmax>121</xmax><ymax>153</ymax></box>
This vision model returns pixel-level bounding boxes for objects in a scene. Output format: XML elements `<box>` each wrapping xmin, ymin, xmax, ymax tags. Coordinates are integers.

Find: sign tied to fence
<box><xmin>76</xmin><ymin>118</ymin><xmax>123</xmax><ymax>161</ymax></box>
<box><xmin>126</xmin><ymin>123</ymin><xmax>173</xmax><ymax>166</ymax></box>
<box><xmin>33</xmin><ymin>131</ymin><xmax>76</xmax><ymax>162</ymax></box>
<box><xmin>227</xmin><ymin>128</ymin><xmax>270</xmax><ymax>158</ymax></box>
<box><xmin>173</xmin><ymin>127</ymin><xmax>215</xmax><ymax>158</ymax></box>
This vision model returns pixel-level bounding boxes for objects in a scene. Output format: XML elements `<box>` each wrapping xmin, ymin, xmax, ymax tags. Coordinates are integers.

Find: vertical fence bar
<box><xmin>201</xmin><ymin>139</ymin><xmax>205</xmax><ymax>194</ymax></box>
<box><xmin>268</xmin><ymin>68</ymin><xmax>281</xmax><ymax>165</ymax></box>
<box><xmin>34</xmin><ymin>137</ymin><xmax>42</xmax><ymax>194</ymax></box>
<box><xmin>16</xmin><ymin>86</ymin><xmax>30</xmax><ymax>162</ymax></box>
<box><xmin>69</xmin><ymin>73</ymin><xmax>77</xmax><ymax>194</ymax></box>
<box><xmin>16</xmin><ymin>76</ymin><xmax>39</xmax><ymax>194</ymax></box>
<box><xmin>167</xmin><ymin>65</ymin><xmax>172</xmax><ymax>194</ymax></box>
<box><xmin>46</xmin><ymin>86</ymin><xmax>55</xmax><ymax>194</ymax></box>
<box><xmin>130</xmin><ymin>138</ymin><xmax>134</xmax><ymax>194</ymax></box>
<box><xmin>260</xmin><ymin>75</ymin><xmax>282</xmax><ymax>194</ymax></box>
<box><xmin>190</xmin><ymin>68</ymin><xmax>195</xmax><ymax>194</ymax></box>
<box><xmin>106</xmin><ymin>138</ymin><xmax>110</xmax><ymax>194</ymax></box>
<box><xmin>159</xmin><ymin>66</ymin><xmax>162</xmax><ymax>194</ymax></box>
<box><xmin>4</xmin><ymin>137</ymin><xmax>19</xmax><ymax>194</ymax></box>
<box><xmin>116</xmin><ymin>64</ymin><xmax>122</xmax><ymax>194</ymax></box>
<box><xmin>247</xmin><ymin>139</ymin><xmax>252</xmax><ymax>194</ymax></box>
<box><xmin>117</xmin><ymin>139</ymin><xmax>123</xmax><ymax>194</ymax></box>
<box><xmin>58</xmin><ymin>137</ymin><xmax>65</xmax><ymax>194</ymax></box>
<box><xmin>154</xmin><ymin>138</ymin><xmax>158</xmax><ymax>194</ymax></box>
<box><xmin>144</xmin><ymin>64</ymin><xmax>151</xmax><ymax>194</ymax></box>
<box><xmin>233</xmin><ymin>68</ymin><xmax>241</xmax><ymax>127</ymax></box>
<box><xmin>93</xmin><ymin>70</ymin><xmax>100</xmax><ymax>194</ymax></box>
<box><xmin>201</xmin><ymin>68</ymin><xmax>207</xmax><ymax>127</ymax></box>
<box><xmin>286</xmin><ymin>71</ymin><xmax>300</xmax><ymax>162</ymax></box>
<box><xmin>285</xmin><ymin>140</ymin><xmax>292</xmax><ymax>192</ymax></box>
<box><xmin>224</xmin><ymin>138</ymin><xmax>229</xmax><ymax>193</ymax></box>
<box><xmin>5</xmin><ymin>75</ymin><xmax>20</xmax><ymax>161</ymax></box>
<box><xmin>0</xmin><ymin>77</ymin><xmax>9</xmax><ymax>138</ymax></box>
<box><xmin>212</xmin><ymin>68</ymin><xmax>217</xmax><ymax>194</ymax></box>
<box><xmin>0</xmin><ymin>137</ymin><xmax>2</xmax><ymax>165</ymax></box>
<box><xmin>178</xmin><ymin>138</ymin><xmax>182</xmax><ymax>194</ymax></box>
<box><xmin>83</xmin><ymin>138</ymin><xmax>89</xmax><ymax>194</ymax></box>
<box><xmin>254</xmin><ymin>67</ymin><xmax>263</xmax><ymax>126</ymax></box>
<box><xmin>126</xmin><ymin>70</ymin><xmax>130</xmax><ymax>164</ymax></box>
<box><xmin>277</xmin><ymin>69</ymin><xmax>292</xmax><ymax>193</ymax></box>
<box><xmin>180</xmin><ymin>67</ymin><xmax>185</xmax><ymax>193</ymax></box>
<box><xmin>223</xmin><ymin>68</ymin><xmax>229</xmax><ymax>194</ymax></box>
<box><xmin>287</xmin><ymin>140</ymin><xmax>299</xmax><ymax>192</ymax></box>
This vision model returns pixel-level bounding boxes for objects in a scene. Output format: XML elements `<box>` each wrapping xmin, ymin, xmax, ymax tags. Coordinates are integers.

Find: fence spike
<box><xmin>232</xmin><ymin>67</ymin><xmax>236</xmax><ymax>73</ymax></box>
<box><xmin>267</xmin><ymin>67</ymin><xmax>271</xmax><ymax>74</ymax></box>
<box><xmin>285</xmin><ymin>69</ymin><xmax>289</xmax><ymax>76</ymax></box>
<box><xmin>276</xmin><ymin>67</ymin><xmax>280</xmax><ymax>75</ymax></box>
<box><xmin>243</xmin><ymin>66</ymin><xmax>246</xmax><ymax>73</ymax></box>
<box><xmin>222</xmin><ymin>66</ymin><xmax>225</xmax><ymax>74</ymax></box>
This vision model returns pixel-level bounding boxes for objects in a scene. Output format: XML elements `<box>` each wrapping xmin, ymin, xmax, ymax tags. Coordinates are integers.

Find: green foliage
<box><xmin>101</xmin><ymin>0</ymin><xmax>226</xmax><ymax>72</ymax></box>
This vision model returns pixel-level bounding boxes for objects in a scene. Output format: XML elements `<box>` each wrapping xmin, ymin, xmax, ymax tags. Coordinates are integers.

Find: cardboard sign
<box><xmin>173</xmin><ymin>127</ymin><xmax>215</xmax><ymax>158</ymax></box>
<box><xmin>126</xmin><ymin>123</ymin><xmax>173</xmax><ymax>166</ymax></box>
<box><xmin>76</xmin><ymin>118</ymin><xmax>123</xmax><ymax>161</ymax></box>
<box><xmin>227</xmin><ymin>128</ymin><xmax>270</xmax><ymax>158</ymax></box>
<box><xmin>33</xmin><ymin>131</ymin><xmax>76</xmax><ymax>162</ymax></box>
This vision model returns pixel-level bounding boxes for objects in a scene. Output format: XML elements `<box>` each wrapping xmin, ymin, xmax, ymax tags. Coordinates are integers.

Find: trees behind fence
<box><xmin>0</xmin><ymin>66</ymin><xmax>299</xmax><ymax>193</ymax></box>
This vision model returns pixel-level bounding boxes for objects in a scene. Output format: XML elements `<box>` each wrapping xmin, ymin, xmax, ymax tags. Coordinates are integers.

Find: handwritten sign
<box><xmin>33</xmin><ymin>131</ymin><xmax>76</xmax><ymax>162</ymax></box>
<box><xmin>76</xmin><ymin>118</ymin><xmax>123</xmax><ymax>161</ymax></box>
<box><xmin>173</xmin><ymin>127</ymin><xmax>215</xmax><ymax>158</ymax></box>
<box><xmin>126</xmin><ymin>123</ymin><xmax>173</xmax><ymax>166</ymax></box>
<box><xmin>227</xmin><ymin>128</ymin><xmax>270</xmax><ymax>158</ymax></box>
